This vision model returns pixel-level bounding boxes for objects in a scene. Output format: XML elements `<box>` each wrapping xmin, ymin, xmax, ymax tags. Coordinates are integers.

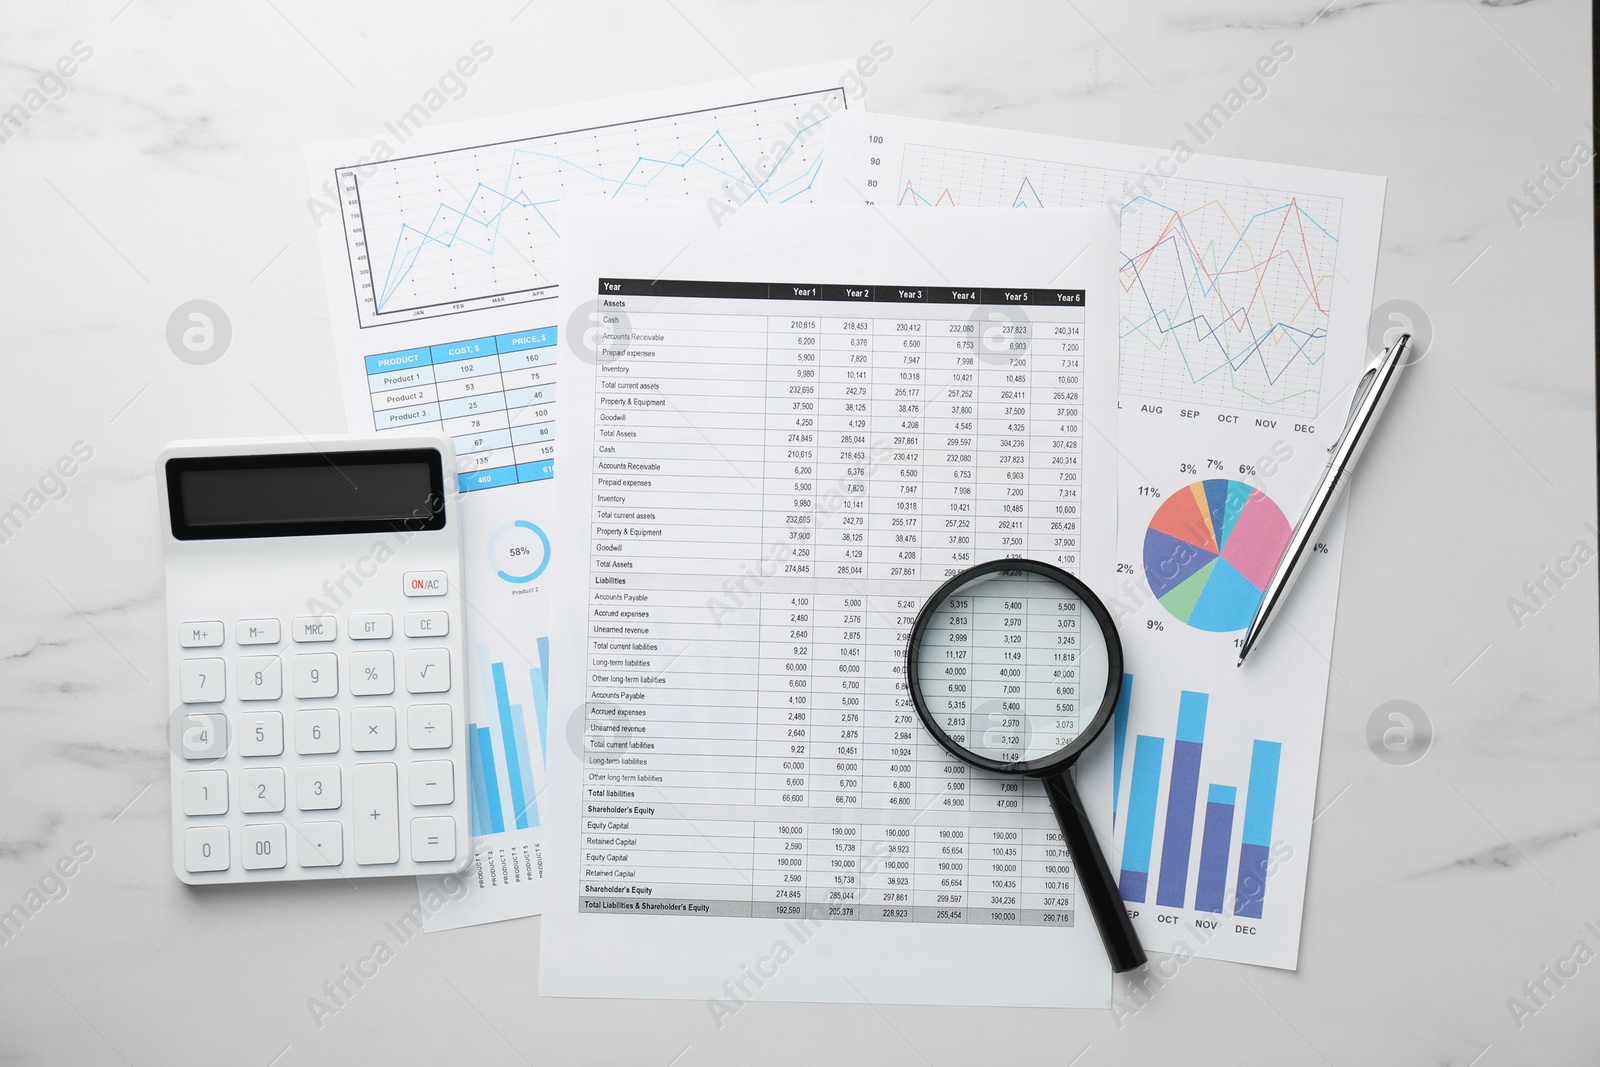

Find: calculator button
<box><xmin>408</xmin><ymin>761</ymin><xmax>455</xmax><ymax>806</ymax></box>
<box><xmin>236</xmin><ymin>618</ymin><xmax>280</xmax><ymax>645</ymax></box>
<box><xmin>179</xmin><ymin>658</ymin><xmax>225</xmax><ymax>703</ymax></box>
<box><xmin>179</xmin><ymin>713</ymin><xmax>228</xmax><ymax>760</ymax></box>
<box><xmin>349</xmin><ymin>651</ymin><xmax>395</xmax><ymax>696</ymax></box>
<box><xmin>353</xmin><ymin>763</ymin><xmax>400</xmax><ymax>865</ymax></box>
<box><xmin>403</xmin><ymin>571</ymin><xmax>448</xmax><ymax>597</ymax></box>
<box><xmin>241</xmin><ymin>823</ymin><xmax>288</xmax><ymax>870</ymax></box>
<box><xmin>295</xmin><ymin>821</ymin><xmax>343</xmax><ymax>867</ymax></box>
<box><xmin>295</xmin><ymin>709</ymin><xmax>340</xmax><ymax>755</ymax></box>
<box><xmin>182</xmin><ymin>770</ymin><xmax>229</xmax><ymax>816</ymax></box>
<box><xmin>352</xmin><ymin>706</ymin><xmax>397</xmax><ymax>752</ymax></box>
<box><xmin>292</xmin><ymin>653</ymin><xmax>339</xmax><ymax>699</ymax></box>
<box><xmin>240</xmin><ymin>767</ymin><xmax>286</xmax><ymax>814</ymax></box>
<box><xmin>293</xmin><ymin>616</ymin><xmax>337</xmax><ymax>642</ymax></box>
<box><xmin>349</xmin><ymin>613</ymin><xmax>392</xmax><ymax>640</ymax></box>
<box><xmin>407</xmin><ymin>704</ymin><xmax>452</xmax><ymax>750</ymax></box>
<box><xmin>410</xmin><ymin>817</ymin><xmax>456</xmax><ymax>863</ymax></box>
<box><xmin>184</xmin><ymin>826</ymin><xmax>230</xmax><ymax>872</ymax></box>
<box><xmin>178</xmin><ymin>622</ymin><xmax>223</xmax><ymax>648</ymax></box>
<box><xmin>297</xmin><ymin>765</ymin><xmax>342</xmax><ymax>811</ymax></box>
<box><xmin>237</xmin><ymin>656</ymin><xmax>282</xmax><ymax>701</ymax></box>
<box><xmin>237</xmin><ymin>711</ymin><xmax>284</xmax><ymax>757</ymax></box>
<box><xmin>405</xmin><ymin>649</ymin><xmax>451</xmax><ymax>694</ymax></box>
<box><xmin>404</xmin><ymin>611</ymin><xmax>449</xmax><ymax>638</ymax></box>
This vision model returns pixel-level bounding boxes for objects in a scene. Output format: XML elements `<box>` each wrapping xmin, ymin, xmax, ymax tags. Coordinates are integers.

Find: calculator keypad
<box><xmin>352</xmin><ymin>762</ymin><xmax>400</xmax><ymax>865</ymax></box>
<box><xmin>296</xmin><ymin>765</ymin><xmax>341</xmax><ymax>810</ymax></box>
<box><xmin>295</xmin><ymin>709</ymin><xmax>340</xmax><ymax>755</ymax></box>
<box><xmin>296</xmin><ymin>822</ymin><xmax>343</xmax><ymax>867</ymax></box>
<box><xmin>292</xmin><ymin>654</ymin><xmax>338</xmax><ymax>699</ymax></box>
<box><xmin>237</xmin><ymin>656</ymin><xmax>282</xmax><ymax>701</ymax></box>
<box><xmin>241</xmin><ymin>824</ymin><xmax>287</xmax><ymax>870</ymax></box>
<box><xmin>237</xmin><ymin>618</ymin><xmax>280</xmax><ymax>645</ymax></box>
<box><xmin>240</xmin><ymin>767</ymin><xmax>286</xmax><ymax>813</ymax></box>
<box><xmin>349</xmin><ymin>614</ymin><xmax>392</xmax><ymax>640</ymax></box>
<box><xmin>183</xmin><ymin>770</ymin><xmax>228</xmax><ymax>816</ymax></box>
<box><xmin>405</xmin><ymin>649</ymin><xmax>451</xmax><ymax>694</ymax></box>
<box><xmin>180</xmin><ymin>713</ymin><xmax>228</xmax><ymax>760</ymax></box>
<box><xmin>171</xmin><ymin>597</ymin><xmax>462</xmax><ymax>879</ymax></box>
<box><xmin>237</xmin><ymin>711</ymin><xmax>283</xmax><ymax>757</ymax></box>
<box><xmin>180</xmin><ymin>659</ymin><xmax>225</xmax><ymax>703</ymax></box>
<box><xmin>352</xmin><ymin>707</ymin><xmax>396</xmax><ymax>752</ymax></box>
<box><xmin>185</xmin><ymin>826</ymin><xmax>230</xmax><ymax>872</ymax></box>
<box><xmin>292</xmin><ymin>616</ymin><xmax>337</xmax><ymax>642</ymax></box>
<box><xmin>348</xmin><ymin>651</ymin><xmax>394</xmax><ymax>696</ymax></box>
<box><xmin>178</xmin><ymin>622</ymin><xmax>224</xmax><ymax>648</ymax></box>
<box><xmin>404</xmin><ymin>612</ymin><xmax>447</xmax><ymax>638</ymax></box>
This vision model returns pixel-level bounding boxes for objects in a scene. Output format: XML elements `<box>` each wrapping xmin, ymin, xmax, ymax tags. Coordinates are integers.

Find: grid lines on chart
<box><xmin>894</xmin><ymin>143</ymin><xmax>1344</xmax><ymax>418</ymax></box>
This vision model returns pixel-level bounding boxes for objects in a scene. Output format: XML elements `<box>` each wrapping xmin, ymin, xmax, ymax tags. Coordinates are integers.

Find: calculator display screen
<box><xmin>166</xmin><ymin>449</ymin><xmax>446</xmax><ymax>539</ymax></box>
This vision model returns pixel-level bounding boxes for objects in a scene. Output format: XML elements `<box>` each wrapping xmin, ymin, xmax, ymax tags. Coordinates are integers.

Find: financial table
<box><xmin>362</xmin><ymin>327</ymin><xmax>558</xmax><ymax>494</ymax></box>
<box><xmin>576</xmin><ymin>278</ymin><xmax>1099</xmax><ymax>927</ymax></box>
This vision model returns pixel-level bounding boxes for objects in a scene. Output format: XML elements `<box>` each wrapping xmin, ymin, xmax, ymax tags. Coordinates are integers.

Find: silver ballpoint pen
<box><xmin>1236</xmin><ymin>334</ymin><xmax>1411</xmax><ymax>666</ymax></box>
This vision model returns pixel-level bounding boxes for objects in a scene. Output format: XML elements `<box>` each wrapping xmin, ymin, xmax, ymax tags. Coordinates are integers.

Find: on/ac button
<box><xmin>403</xmin><ymin>571</ymin><xmax>448</xmax><ymax>597</ymax></box>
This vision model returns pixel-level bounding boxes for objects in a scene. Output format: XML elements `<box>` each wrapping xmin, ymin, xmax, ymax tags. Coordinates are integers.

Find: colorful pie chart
<box><xmin>1142</xmin><ymin>479</ymin><xmax>1292</xmax><ymax>632</ymax></box>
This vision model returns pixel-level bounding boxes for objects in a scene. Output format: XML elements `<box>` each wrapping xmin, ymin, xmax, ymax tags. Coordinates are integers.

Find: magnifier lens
<box><xmin>913</xmin><ymin>569</ymin><xmax>1111</xmax><ymax>765</ymax></box>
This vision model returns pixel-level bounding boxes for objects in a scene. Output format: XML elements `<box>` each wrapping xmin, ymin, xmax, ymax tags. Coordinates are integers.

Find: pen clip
<box><xmin>1328</xmin><ymin>360</ymin><xmax>1381</xmax><ymax>455</ymax></box>
<box><xmin>1327</xmin><ymin>336</ymin><xmax>1406</xmax><ymax>454</ymax></box>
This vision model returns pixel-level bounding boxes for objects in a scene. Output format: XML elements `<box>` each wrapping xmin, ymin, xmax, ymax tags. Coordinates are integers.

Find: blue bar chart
<box><xmin>1118</xmin><ymin>733</ymin><xmax>1164</xmax><ymax>902</ymax></box>
<box><xmin>1235</xmin><ymin>741</ymin><xmax>1281</xmax><ymax>919</ymax></box>
<box><xmin>1196</xmin><ymin>785</ymin><xmax>1236</xmax><ymax>913</ymax></box>
<box><xmin>1114</xmin><ymin>679</ymin><xmax>1283</xmax><ymax>919</ymax></box>
<box><xmin>1156</xmin><ymin>692</ymin><xmax>1207</xmax><ymax>907</ymax></box>
<box><xmin>1110</xmin><ymin>678</ymin><xmax>1133</xmax><ymax>831</ymax></box>
<box><xmin>468</xmin><ymin>638</ymin><xmax>551</xmax><ymax>836</ymax></box>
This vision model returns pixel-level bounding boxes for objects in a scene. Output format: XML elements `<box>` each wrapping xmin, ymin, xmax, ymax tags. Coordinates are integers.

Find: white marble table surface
<box><xmin>1</xmin><ymin>1</ymin><xmax>1595</xmax><ymax>1063</ymax></box>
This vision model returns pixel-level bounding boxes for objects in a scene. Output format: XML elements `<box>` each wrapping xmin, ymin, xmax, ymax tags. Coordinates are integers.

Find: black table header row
<box><xmin>598</xmin><ymin>279</ymin><xmax>1086</xmax><ymax>306</ymax></box>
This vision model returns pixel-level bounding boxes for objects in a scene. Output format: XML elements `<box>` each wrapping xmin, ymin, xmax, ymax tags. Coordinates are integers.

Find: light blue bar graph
<box><xmin>505</xmin><ymin>699</ymin><xmax>536</xmax><ymax>828</ymax></box>
<box><xmin>1195</xmin><ymin>784</ymin><xmax>1236</xmax><ymax>913</ymax></box>
<box><xmin>1235</xmin><ymin>740</ymin><xmax>1282</xmax><ymax>919</ymax></box>
<box><xmin>1156</xmin><ymin>691</ymin><xmax>1209</xmax><ymax>908</ymax></box>
<box><xmin>469</xmin><ymin>726</ymin><xmax>491</xmax><ymax>836</ymax></box>
<box><xmin>531</xmin><ymin>635</ymin><xmax>550</xmax><ymax>768</ymax></box>
<box><xmin>1111</xmin><ymin>674</ymin><xmax>1132</xmax><ymax>830</ymax></box>
<box><xmin>491</xmin><ymin>661</ymin><xmax>532</xmax><ymax>831</ymax></box>
<box><xmin>472</xmin><ymin>725</ymin><xmax>504</xmax><ymax>835</ymax></box>
<box><xmin>466</xmin><ymin>642</ymin><xmax>550</xmax><ymax>835</ymax></box>
<box><xmin>1118</xmin><ymin>734</ymin><xmax>1165</xmax><ymax>902</ymax></box>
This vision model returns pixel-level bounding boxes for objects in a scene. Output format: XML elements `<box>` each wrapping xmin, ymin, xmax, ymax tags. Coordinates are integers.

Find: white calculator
<box><xmin>159</xmin><ymin>435</ymin><xmax>471</xmax><ymax>884</ymax></box>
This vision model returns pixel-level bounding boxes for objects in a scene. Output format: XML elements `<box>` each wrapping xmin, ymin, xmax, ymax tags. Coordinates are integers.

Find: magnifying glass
<box><xmin>906</xmin><ymin>558</ymin><xmax>1146</xmax><ymax>973</ymax></box>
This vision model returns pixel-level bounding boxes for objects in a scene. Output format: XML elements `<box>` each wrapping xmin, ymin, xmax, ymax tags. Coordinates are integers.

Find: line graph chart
<box><xmin>336</xmin><ymin>89</ymin><xmax>844</xmax><ymax>327</ymax></box>
<box><xmin>894</xmin><ymin>143</ymin><xmax>1344</xmax><ymax>417</ymax></box>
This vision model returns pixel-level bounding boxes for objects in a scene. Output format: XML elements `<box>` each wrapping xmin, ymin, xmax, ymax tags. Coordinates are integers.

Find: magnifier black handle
<box><xmin>1043</xmin><ymin>770</ymin><xmax>1146</xmax><ymax>974</ymax></box>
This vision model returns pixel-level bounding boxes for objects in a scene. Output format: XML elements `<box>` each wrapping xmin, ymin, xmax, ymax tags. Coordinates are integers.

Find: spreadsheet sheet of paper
<box><xmin>819</xmin><ymin>112</ymin><xmax>1387</xmax><ymax>970</ymax></box>
<box><xmin>542</xmin><ymin>201</ymin><xmax>1123</xmax><ymax>1006</ymax></box>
